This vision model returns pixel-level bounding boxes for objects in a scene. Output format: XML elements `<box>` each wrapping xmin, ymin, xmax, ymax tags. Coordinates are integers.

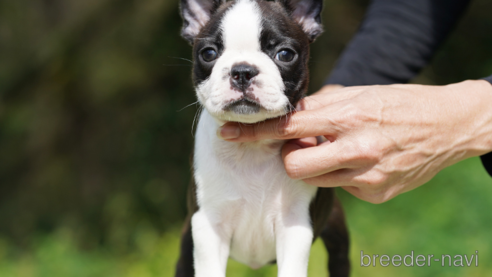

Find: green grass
<box><xmin>0</xmin><ymin>157</ymin><xmax>491</xmax><ymax>277</ymax></box>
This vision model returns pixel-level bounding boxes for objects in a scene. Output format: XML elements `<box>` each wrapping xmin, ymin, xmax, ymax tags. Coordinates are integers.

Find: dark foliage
<box><xmin>0</xmin><ymin>0</ymin><xmax>490</xmax><ymax>254</ymax></box>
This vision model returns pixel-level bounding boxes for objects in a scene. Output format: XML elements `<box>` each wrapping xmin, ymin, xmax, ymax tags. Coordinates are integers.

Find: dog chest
<box><xmin>193</xmin><ymin>111</ymin><xmax>317</xmax><ymax>269</ymax></box>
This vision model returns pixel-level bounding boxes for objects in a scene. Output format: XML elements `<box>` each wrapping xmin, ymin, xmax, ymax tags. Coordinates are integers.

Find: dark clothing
<box><xmin>326</xmin><ymin>0</ymin><xmax>492</xmax><ymax>175</ymax></box>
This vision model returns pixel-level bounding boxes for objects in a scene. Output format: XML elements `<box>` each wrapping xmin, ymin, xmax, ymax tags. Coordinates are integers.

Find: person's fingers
<box><xmin>296</xmin><ymin>96</ymin><xmax>325</xmax><ymax>111</ymax></box>
<box><xmin>317</xmin><ymin>84</ymin><xmax>345</xmax><ymax>94</ymax></box>
<box><xmin>304</xmin><ymin>166</ymin><xmax>388</xmax><ymax>185</ymax></box>
<box><xmin>297</xmin><ymin>86</ymin><xmax>363</xmax><ymax>111</ymax></box>
<box><xmin>289</xmin><ymin>137</ymin><xmax>318</xmax><ymax>148</ymax></box>
<box><xmin>281</xmin><ymin>140</ymin><xmax>368</xmax><ymax>180</ymax></box>
<box><xmin>303</xmin><ymin>169</ymin><xmax>393</xmax><ymax>204</ymax></box>
<box><xmin>218</xmin><ymin>109</ymin><xmax>342</xmax><ymax>142</ymax></box>
<box><xmin>302</xmin><ymin>168</ymin><xmax>356</xmax><ymax>187</ymax></box>
<box><xmin>218</xmin><ymin>86</ymin><xmax>368</xmax><ymax>141</ymax></box>
<box><xmin>342</xmin><ymin>186</ymin><xmax>394</xmax><ymax>204</ymax></box>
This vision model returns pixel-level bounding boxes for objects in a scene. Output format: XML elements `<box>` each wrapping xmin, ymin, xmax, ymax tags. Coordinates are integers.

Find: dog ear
<box><xmin>180</xmin><ymin>0</ymin><xmax>225</xmax><ymax>44</ymax></box>
<box><xmin>277</xmin><ymin>0</ymin><xmax>324</xmax><ymax>42</ymax></box>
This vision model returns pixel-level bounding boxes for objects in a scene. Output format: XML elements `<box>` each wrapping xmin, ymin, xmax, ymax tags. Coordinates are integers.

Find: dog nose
<box><xmin>230</xmin><ymin>64</ymin><xmax>259</xmax><ymax>91</ymax></box>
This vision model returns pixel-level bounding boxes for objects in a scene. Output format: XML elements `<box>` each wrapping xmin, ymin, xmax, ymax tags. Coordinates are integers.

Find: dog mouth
<box><xmin>224</xmin><ymin>98</ymin><xmax>261</xmax><ymax>114</ymax></box>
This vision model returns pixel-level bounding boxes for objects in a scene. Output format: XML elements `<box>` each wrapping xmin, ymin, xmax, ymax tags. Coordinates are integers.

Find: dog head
<box><xmin>180</xmin><ymin>0</ymin><xmax>323</xmax><ymax>123</ymax></box>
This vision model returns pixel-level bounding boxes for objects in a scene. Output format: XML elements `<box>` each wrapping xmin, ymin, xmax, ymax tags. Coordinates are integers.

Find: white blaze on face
<box><xmin>197</xmin><ymin>0</ymin><xmax>288</xmax><ymax>123</ymax></box>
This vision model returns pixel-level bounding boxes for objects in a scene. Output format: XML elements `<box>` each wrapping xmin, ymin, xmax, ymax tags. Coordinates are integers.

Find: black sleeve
<box><xmin>325</xmin><ymin>0</ymin><xmax>492</xmax><ymax>177</ymax></box>
<box><xmin>480</xmin><ymin>78</ymin><xmax>492</xmax><ymax>176</ymax></box>
<box><xmin>326</xmin><ymin>0</ymin><xmax>471</xmax><ymax>86</ymax></box>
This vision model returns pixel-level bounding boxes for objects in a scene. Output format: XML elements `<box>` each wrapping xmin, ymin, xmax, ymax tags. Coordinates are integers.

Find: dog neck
<box><xmin>197</xmin><ymin>110</ymin><xmax>285</xmax><ymax>165</ymax></box>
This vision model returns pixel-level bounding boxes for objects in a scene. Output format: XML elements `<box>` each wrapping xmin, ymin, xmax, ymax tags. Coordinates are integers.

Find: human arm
<box><xmin>327</xmin><ymin>0</ymin><xmax>492</xmax><ymax>178</ymax></box>
<box><xmin>326</xmin><ymin>0</ymin><xmax>472</xmax><ymax>86</ymax></box>
<box><xmin>217</xmin><ymin>0</ymin><xmax>492</xmax><ymax>203</ymax></box>
<box><xmin>218</xmin><ymin>80</ymin><xmax>492</xmax><ymax>203</ymax></box>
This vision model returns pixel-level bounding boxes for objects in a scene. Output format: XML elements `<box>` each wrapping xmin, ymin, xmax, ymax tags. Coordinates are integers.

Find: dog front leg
<box><xmin>276</xmin><ymin>209</ymin><xmax>313</xmax><ymax>277</ymax></box>
<box><xmin>192</xmin><ymin>210</ymin><xmax>230</xmax><ymax>277</ymax></box>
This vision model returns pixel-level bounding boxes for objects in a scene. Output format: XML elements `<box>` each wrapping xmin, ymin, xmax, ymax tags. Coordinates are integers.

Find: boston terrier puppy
<box><xmin>175</xmin><ymin>0</ymin><xmax>350</xmax><ymax>276</ymax></box>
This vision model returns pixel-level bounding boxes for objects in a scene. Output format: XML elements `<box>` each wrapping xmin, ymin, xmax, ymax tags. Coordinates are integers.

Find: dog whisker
<box><xmin>162</xmin><ymin>64</ymin><xmax>193</xmax><ymax>67</ymax></box>
<box><xmin>178</xmin><ymin>101</ymin><xmax>200</xmax><ymax>112</ymax></box>
<box><xmin>168</xmin><ymin>56</ymin><xmax>193</xmax><ymax>64</ymax></box>
<box><xmin>304</xmin><ymin>96</ymin><xmax>323</xmax><ymax>108</ymax></box>
<box><xmin>191</xmin><ymin>105</ymin><xmax>204</xmax><ymax>137</ymax></box>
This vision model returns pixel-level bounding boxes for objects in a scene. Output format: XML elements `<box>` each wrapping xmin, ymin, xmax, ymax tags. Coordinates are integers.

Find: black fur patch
<box><xmin>191</xmin><ymin>2</ymin><xmax>234</xmax><ymax>86</ymax></box>
<box><xmin>257</xmin><ymin>1</ymin><xmax>311</xmax><ymax>107</ymax></box>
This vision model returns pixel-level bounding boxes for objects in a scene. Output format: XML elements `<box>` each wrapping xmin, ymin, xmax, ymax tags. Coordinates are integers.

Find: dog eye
<box><xmin>201</xmin><ymin>48</ymin><xmax>218</xmax><ymax>62</ymax></box>
<box><xmin>275</xmin><ymin>49</ymin><xmax>295</xmax><ymax>62</ymax></box>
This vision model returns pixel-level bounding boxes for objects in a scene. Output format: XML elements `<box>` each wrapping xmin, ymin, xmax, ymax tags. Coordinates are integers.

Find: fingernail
<box><xmin>217</xmin><ymin>125</ymin><xmax>240</xmax><ymax>140</ymax></box>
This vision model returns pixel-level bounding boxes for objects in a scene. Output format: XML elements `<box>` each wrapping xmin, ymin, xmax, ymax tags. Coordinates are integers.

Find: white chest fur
<box><xmin>193</xmin><ymin>111</ymin><xmax>318</xmax><ymax>275</ymax></box>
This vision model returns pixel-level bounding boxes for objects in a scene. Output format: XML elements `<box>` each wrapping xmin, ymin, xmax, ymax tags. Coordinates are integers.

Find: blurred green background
<box><xmin>0</xmin><ymin>0</ymin><xmax>492</xmax><ymax>276</ymax></box>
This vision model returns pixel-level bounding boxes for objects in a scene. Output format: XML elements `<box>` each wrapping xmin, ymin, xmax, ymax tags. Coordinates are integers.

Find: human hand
<box><xmin>218</xmin><ymin>80</ymin><xmax>492</xmax><ymax>203</ymax></box>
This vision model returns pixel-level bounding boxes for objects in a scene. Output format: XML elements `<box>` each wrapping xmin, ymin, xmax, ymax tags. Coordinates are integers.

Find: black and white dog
<box><xmin>176</xmin><ymin>0</ymin><xmax>350</xmax><ymax>276</ymax></box>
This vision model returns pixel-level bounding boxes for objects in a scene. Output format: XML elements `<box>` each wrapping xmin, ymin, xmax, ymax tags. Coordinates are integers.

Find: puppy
<box><xmin>175</xmin><ymin>0</ymin><xmax>350</xmax><ymax>276</ymax></box>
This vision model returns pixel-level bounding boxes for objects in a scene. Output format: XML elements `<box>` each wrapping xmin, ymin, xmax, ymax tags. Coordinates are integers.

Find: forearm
<box><xmin>444</xmin><ymin>80</ymin><xmax>492</xmax><ymax>161</ymax></box>
<box><xmin>479</xmin><ymin>77</ymin><xmax>492</xmax><ymax>175</ymax></box>
<box><xmin>221</xmin><ymin>80</ymin><xmax>492</xmax><ymax>202</ymax></box>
